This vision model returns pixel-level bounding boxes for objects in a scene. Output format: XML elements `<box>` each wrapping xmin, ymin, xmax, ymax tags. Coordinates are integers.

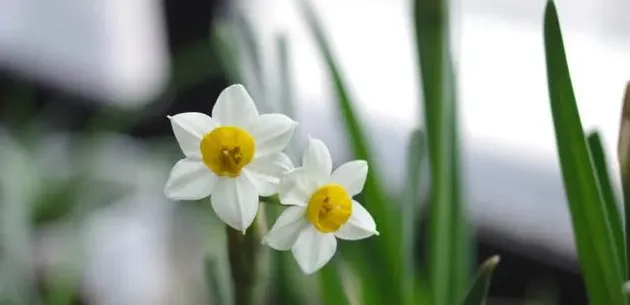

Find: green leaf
<box><xmin>204</xmin><ymin>258</ymin><xmax>225</xmax><ymax>305</ymax></box>
<box><xmin>319</xmin><ymin>259</ymin><xmax>350</xmax><ymax>305</ymax></box>
<box><xmin>402</xmin><ymin>129</ymin><xmax>425</xmax><ymax>304</ymax></box>
<box><xmin>587</xmin><ymin>131</ymin><xmax>625</xmax><ymax>275</ymax></box>
<box><xmin>413</xmin><ymin>0</ymin><xmax>470</xmax><ymax>303</ymax></box>
<box><xmin>276</xmin><ymin>35</ymin><xmax>295</xmax><ymax>118</ymax></box>
<box><xmin>298</xmin><ymin>1</ymin><xmax>403</xmax><ymax>304</ymax></box>
<box><xmin>617</xmin><ymin>81</ymin><xmax>630</xmax><ymax>281</ymax></box>
<box><xmin>211</xmin><ymin>23</ymin><xmax>242</xmax><ymax>84</ymax></box>
<box><xmin>461</xmin><ymin>256</ymin><xmax>500</xmax><ymax>305</ymax></box>
<box><xmin>543</xmin><ymin>1</ymin><xmax>626</xmax><ymax>304</ymax></box>
<box><xmin>233</xmin><ymin>11</ymin><xmax>264</xmax><ymax>91</ymax></box>
<box><xmin>42</xmin><ymin>276</ymin><xmax>77</xmax><ymax>305</ymax></box>
<box><xmin>171</xmin><ymin>39</ymin><xmax>224</xmax><ymax>93</ymax></box>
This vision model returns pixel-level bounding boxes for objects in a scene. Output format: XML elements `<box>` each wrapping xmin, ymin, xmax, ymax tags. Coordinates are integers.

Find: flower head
<box><xmin>262</xmin><ymin>138</ymin><xmax>378</xmax><ymax>274</ymax></box>
<box><xmin>164</xmin><ymin>84</ymin><xmax>297</xmax><ymax>233</ymax></box>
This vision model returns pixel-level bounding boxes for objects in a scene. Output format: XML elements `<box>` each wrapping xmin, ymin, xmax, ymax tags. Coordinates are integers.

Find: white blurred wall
<box><xmin>0</xmin><ymin>0</ymin><xmax>169</xmax><ymax>106</ymax></box>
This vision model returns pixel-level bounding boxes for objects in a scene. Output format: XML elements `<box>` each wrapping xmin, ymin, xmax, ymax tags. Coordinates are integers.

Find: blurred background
<box><xmin>1</xmin><ymin>0</ymin><xmax>630</xmax><ymax>304</ymax></box>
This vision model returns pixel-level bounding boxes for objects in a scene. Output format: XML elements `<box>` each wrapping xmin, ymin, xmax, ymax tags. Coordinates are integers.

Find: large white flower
<box><xmin>262</xmin><ymin>138</ymin><xmax>378</xmax><ymax>274</ymax></box>
<box><xmin>164</xmin><ymin>84</ymin><xmax>296</xmax><ymax>233</ymax></box>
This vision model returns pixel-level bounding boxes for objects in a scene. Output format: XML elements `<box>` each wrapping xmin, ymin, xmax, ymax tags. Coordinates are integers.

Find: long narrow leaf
<box><xmin>298</xmin><ymin>1</ymin><xmax>404</xmax><ymax>305</ymax></box>
<box><xmin>413</xmin><ymin>0</ymin><xmax>469</xmax><ymax>303</ymax></box>
<box><xmin>319</xmin><ymin>259</ymin><xmax>350</xmax><ymax>305</ymax></box>
<box><xmin>544</xmin><ymin>1</ymin><xmax>626</xmax><ymax>304</ymax></box>
<box><xmin>402</xmin><ymin>129</ymin><xmax>425</xmax><ymax>304</ymax></box>
<box><xmin>617</xmin><ymin>81</ymin><xmax>630</xmax><ymax>281</ymax></box>
<box><xmin>587</xmin><ymin>131</ymin><xmax>625</xmax><ymax>276</ymax></box>
<box><xmin>460</xmin><ymin>256</ymin><xmax>500</xmax><ymax>305</ymax></box>
<box><xmin>205</xmin><ymin>258</ymin><xmax>227</xmax><ymax>305</ymax></box>
<box><xmin>276</xmin><ymin>35</ymin><xmax>295</xmax><ymax>118</ymax></box>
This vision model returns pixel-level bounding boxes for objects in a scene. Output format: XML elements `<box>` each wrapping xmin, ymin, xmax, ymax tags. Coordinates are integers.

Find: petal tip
<box><xmin>296</xmin><ymin>263</ymin><xmax>317</xmax><ymax>275</ymax></box>
<box><xmin>163</xmin><ymin>185</ymin><xmax>178</xmax><ymax>201</ymax></box>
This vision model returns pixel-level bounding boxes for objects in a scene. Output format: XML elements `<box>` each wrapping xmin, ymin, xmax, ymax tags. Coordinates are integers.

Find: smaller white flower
<box><xmin>262</xmin><ymin>138</ymin><xmax>378</xmax><ymax>274</ymax></box>
<box><xmin>164</xmin><ymin>84</ymin><xmax>297</xmax><ymax>233</ymax></box>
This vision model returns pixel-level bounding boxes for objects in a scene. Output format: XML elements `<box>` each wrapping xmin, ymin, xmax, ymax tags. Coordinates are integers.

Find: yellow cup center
<box><xmin>306</xmin><ymin>184</ymin><xmax>352</xmax><ymax>233</ymax></box>
<box><xmin>200</xmin><ymin>126</ymin><xmax>255</xmax><ymax>177</ymax></box>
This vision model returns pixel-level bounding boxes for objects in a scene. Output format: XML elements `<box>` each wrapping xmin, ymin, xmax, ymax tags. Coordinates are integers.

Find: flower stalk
<box><xmin>226</xmin><ymin>208</ymin><xmax>268</xmax><ymax>305</ymax></box>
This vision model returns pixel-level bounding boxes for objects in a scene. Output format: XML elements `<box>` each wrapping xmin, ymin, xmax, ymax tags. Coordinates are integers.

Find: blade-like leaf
<box><xmin>402</xmin><ymin>129</ymin><xmax>425</xmax><ymax>304</ymax></box>
<box><xmin>587</xmin><ymin>131</ymin><xmax>625</xmax><ymax>275</ymax></box>
<box><xmin>544</xmin><ymin>1</ymin><xmax>626</xmax><ymax>304</ymax></box>
<box><xmin>319</xmin><ymin>259</ymin><xmax>350</xmax><ymax>305</ymax></box>
<box><xmin>205</xmin><ymin>258</ymin><xmax>227</xmax><ymax>305</ymax></box>
<box><xmin>413</xmin><ymin>0</ymin><xmax>470</xmax><ymax>303</ymax></box>
<box><xmin>233</xmin><ymin>11</ymin><xmax>263</xmax><ymax>89</ymax></box>
<box><xmin>460</xmin><ymin>255</ymin><xmax>500</xmax><ymax>305</ymax></box>
<box><xmin>298</xmin><ymin>1</ymin><xmax>403</xmax><ymax>304</ymax></box>
<box><xmin>276</xmin><ymin>35</ymin><xmax>295</xmax><ymax>118</ymax></box>
<box><xmin>617</xmin><ymin>81</ymin><xmax>630</xmax><ymax>280</ymax></box>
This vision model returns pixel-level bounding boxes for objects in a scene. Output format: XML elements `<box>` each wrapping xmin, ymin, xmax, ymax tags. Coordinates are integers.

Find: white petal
<box><xmin>249</xmin><ymin>114</ymin><xmax>297</xmax><ymax>157</ymax></box>
<box><xmin>335</xmin><ymin>200</ymin><xmax>378</xmax><ymax>240</ymax></box>
<box><xmin>279</xmin><ymin>168</ymin><xmax>317</xmax><ymax>206</ymax></box>
<box><xmin>164</xmin><ymin>158</ymin><xmax>217</xmax><ymax>200</ymax></box>
<box><xmin>292</xmin><ymin>226</ymin><xmax>337</xmax><ymax>275</ymax></box>
<box><xmin>244</xmin><ymin>153</ymin><xmax>294</xmax><ymax>196</ymax></box>
<box><xmin>168</xmin><ymin>113</ymin><xmax>218</xmax><ymax>158</ymax></box>
<box><xmin>262</xmin><ymin>206</ymin><xmax>308</xmax><ymax>250</ymax></box>
<box><xmin>302</xmin><ymin>138</ymin><xmax>332</xmax><ymax>186</ymax></box>
<box><xmin>212</xmin><ymin>84</ymin><xmax>259</xmax><ymax>126</ymax></box>
<box><xmin>211</xmin><ymin>175</ymin><xmax>259</xmax><ymax>233</ymax></box>
<box><xmin>329</xmin><ymin>160</ymin><xmax>368</xmax><ymax>196</ymax></box>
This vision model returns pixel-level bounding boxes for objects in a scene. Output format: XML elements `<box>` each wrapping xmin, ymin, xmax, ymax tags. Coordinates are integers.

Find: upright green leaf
<box><xmin>460</xmin><ymin>256</ymin><xmax>500</xmax><ymax>305</ymax></box>
<box><xmin>587</xmin><ymin>131</ymin><xmax>625</xmax><ymax>276</ymax></box>
<box><xmin>233</xmin><ymin>11</ymin><xmax>263</xmax><ymax>89</ymax></box>
<box><xmin>617</xmin><ymin>81</ymin><xmax>630</xmax><ymax>281</ymax></box>
<box><xmin>413</xmin><ymin>0</ymin><xmax>470</xmax><ymax>303</ymax></box>
<box><xmin>298</xmin><ymin>1</ymin><xmax>403</xmax><ymax>304</ymax></box>
<box><xmin>276</xmin><ymin>35</ymin><xmax>295</xmax><ymax>118</ymax></box>
<box><xmin>205</xmin><ymin>258</ymin><xmax>227</xmax><ymax>305</ymax></box>
<box><xmin>402</xmin><ymin>129</ymin><xmax>425</xmax><ymax>304</ymax></box>
<box><xmin>319</xmin><ymin>259</ymin><xmax>350</xmax><ymax>305</ymax></box>
<box><xmin>544</xmin><ymin>1</ymin><xmax>626</xmax><ymax>304</ymax></box>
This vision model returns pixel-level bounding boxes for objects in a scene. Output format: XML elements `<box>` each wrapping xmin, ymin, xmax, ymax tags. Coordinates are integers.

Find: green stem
<box><xmin>226</xmin><ymin>210</ymin><xmax>269</xmax><ymax>305</ymax></box>
<box><xmin>260</xmin><ymin>195</ymin><xmax>282</xmax><ymax>206</ymax></box>
<box><xmin>226</xmin><ymin>223</ymin><xmax>259</xmax><ymax>305</ymax></box>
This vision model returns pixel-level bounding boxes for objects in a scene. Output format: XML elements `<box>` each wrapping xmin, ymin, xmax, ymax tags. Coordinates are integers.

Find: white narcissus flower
<box><xmin>262</xmin><ymin>138</ymin><xmax>379</xmax><ymax>274</ymax></box>
<box><xmin>164</xmin><ymin>84</ymin><xmax>297</xmax><ymax>233</ymax></box>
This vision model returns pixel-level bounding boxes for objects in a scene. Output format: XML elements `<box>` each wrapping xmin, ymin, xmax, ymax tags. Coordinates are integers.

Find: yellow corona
<box><xmin>306</xmin><ymin>184</ymin><xmax>352</xmax><ymax>233</ymax></box>
<box><xmin>200</xmin><ymin>126</ymin><xmax>255</xmax><ymax>177</ymax></box>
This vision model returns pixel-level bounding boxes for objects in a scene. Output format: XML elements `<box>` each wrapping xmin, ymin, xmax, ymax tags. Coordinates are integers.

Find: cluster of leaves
<box><xmin>544</xmin><ymin>1</ymin><xmax>629</xmax><ymax>305</ymax></box>
<box><xmin>212</xmin><ymin>0</ymin><xmax>500</xmax><ymax>304</ymax></box>
<box><xmin>219</xmin><ymin>0</ymin><xmax>630</xmax><ymax>304</ymax></box>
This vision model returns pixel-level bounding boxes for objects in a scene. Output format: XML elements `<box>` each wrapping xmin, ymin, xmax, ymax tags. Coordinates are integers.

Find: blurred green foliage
<box><xmin>413</xmin><ymin>0</ymin><xmax>470</xmax><ymax>303</ymax></box>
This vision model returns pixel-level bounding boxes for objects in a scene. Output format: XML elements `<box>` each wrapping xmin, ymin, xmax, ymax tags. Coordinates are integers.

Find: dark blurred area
<box><xmin>1</xmin><ymin>0</ymin><xmax>228</xmax><ymax>137</ymax></box>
